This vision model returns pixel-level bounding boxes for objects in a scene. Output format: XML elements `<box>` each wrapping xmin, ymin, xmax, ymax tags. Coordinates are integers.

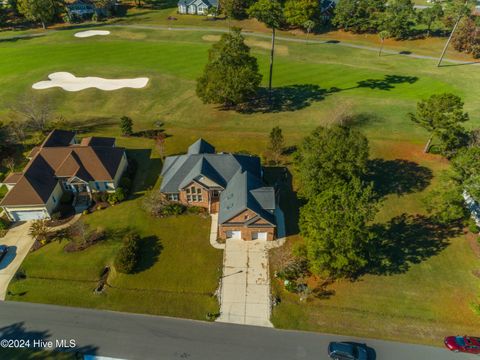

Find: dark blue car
<box><xmin>328</xmin><ymin>342</ymin><xmax>369</xmax><ymax>360</ymax></box>
<box><xmin>0</xmin><ymin>245</ymin><xmax>8</xmax><ymax>263</ymax></box>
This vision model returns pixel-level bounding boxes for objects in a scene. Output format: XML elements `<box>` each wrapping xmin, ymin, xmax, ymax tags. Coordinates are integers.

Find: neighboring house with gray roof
<box><xmin>160</xmin><ymin>139</ymin><xmax>276</xmax><ymax>241</ymax></box>
<box><xmin>177</xmin><ymin>0</ymin><xmax>218</xmax><ymax>15</ymax></box>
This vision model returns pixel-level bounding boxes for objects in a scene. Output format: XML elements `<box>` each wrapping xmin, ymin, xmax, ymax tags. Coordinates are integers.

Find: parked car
<box><xmin>0</xmin><ymin>245</ymin><xmax>8</xmax><ymax>263</ymax></box>
<box><xmin>444</xmin><ymin>336</ymin><xmax>480</xmax><ymax>354</ymax></box>
<box><xmin>328</xmin><ymin>342</ymin><xmax>369</xmax><ymax>360</ymax></box>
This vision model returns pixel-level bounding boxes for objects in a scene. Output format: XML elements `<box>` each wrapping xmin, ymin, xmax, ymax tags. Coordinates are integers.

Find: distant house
<box><xmin>160</xmin><ymin>139</ymin><xmax>277</xmax><ymax>241</ymax></box>
<box><xmin>66</xmin><ymin>0</ymin><xmax>111</xmax><ymax>18</ymax></box>
<box><xmin>0</xmin><ymin>130</ymin><xmax>128</xmax><ymax>222</ymax></box>
<box><xmin>177</xmin><ymin>0</ymin><xmax>218</xmax><ymax>15</ymax></box>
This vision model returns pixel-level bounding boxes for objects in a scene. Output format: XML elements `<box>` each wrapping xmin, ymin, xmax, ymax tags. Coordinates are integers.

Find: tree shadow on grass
<box><xmin>133</xmin><ymin>235</ymin><xmax>163</xmax><ymax>273</ymax></box>
<box><xmin>367</xmin><ymin>159</ymin><xmax>433</xmax><ymax>198</ymax></box>
<box><xmin>354</xmin><ymin>75</ymin><xmax>418</xmax><ymax>91</ymax></box>
<box><xmin>126</xmin><ymin>149</ymin><xmax>163</xmax><ymax>193</ymax></box>
<box><xmin>238</xmin><ymin>85</ymin><xmax>332</xmax><ymax>114</ymax></box>
<box><xmin>363</xmin><ymin>214</ymin><xmax>460</xmax><ymax>276</ymax></box>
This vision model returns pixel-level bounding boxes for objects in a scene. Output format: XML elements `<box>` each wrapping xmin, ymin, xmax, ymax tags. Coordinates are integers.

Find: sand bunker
<box><xmin>202</xmin><ymin>35</ymin><xmax>289</xmax><ymax>56</ymax></box>
<box><xmin>32</xmin><ymin>72</ymin><xmax>149</xmax><ymax>92</ymax></box>
<box><xmin>74</xmin><ymin>30</ymin><xmax>111</xmax><ymax>38</ymax></box>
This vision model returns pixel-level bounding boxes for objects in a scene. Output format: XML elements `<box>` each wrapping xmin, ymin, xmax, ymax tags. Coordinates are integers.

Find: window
<box><xmin>95</xmin><ymin>182</ymin><xmax>101</xmax><ymax>190</ymax></box>
<box><xmin>196</xmin><ymin>188</ymin><xmax>201</xmax><ymax>194</ymax></box>
<box><xmin>186</xmin><ymin>188</ymin><xmax>190</xmax><ymax>194</ymax></box>
<box><xmin>187</xmin><ymin>195</ymin><xmax>192</xmax><ymax>202</ymax></box>
<box><xmin>192</xmin><ymin>195</ymin><xmax>197</xmax><ymax>202</ymax></box>
<box><xmin>168</xmin><ymin>194</ymin><xmax>179</xmax><ymax>201</ymax></box>
<box><xmin>198</xmin><ymin>195</ymin><xmax>202</xmax><ymax>202</ymax></box>
<box><xmin>52</xmin><ymin>195</ymin><xmax>57</xmax><ymax>203</ymax></box>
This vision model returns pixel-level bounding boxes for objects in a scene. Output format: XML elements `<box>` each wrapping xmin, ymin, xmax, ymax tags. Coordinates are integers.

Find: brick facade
<box><xmin>218</xmin><ymin>209</ymin><xmax>275</xmax><ymax>241</ymax></box>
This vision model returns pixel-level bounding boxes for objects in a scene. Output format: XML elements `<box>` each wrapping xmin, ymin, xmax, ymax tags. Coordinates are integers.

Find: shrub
<box><xmin>187</xmin><ymin>206</ymin><xmax>206</xmax><ymax>215</ymax></box>
<box><xmin>82</xmin><ymin>210</ymin><xmax>89</xmax><ymax>215</ymax></box>
<box><xmin>114</xmin><ymin>233</ymin><xmax>141</xmax><ymax>274</ymax></box>
<box><xmin>162</xmin><ymin>203</ymin><xmax>186</xmax><ymax>216</ymax></box>
<box><xmin>108</xmin><ymin>188</ymin><xmax>126</xmax><ymax>205</ymax></box>
<box><xmin>51</xmin><ymin>212</ymin><xmax>62</xmax><ymax>221</ymax></box>
<box><xmin>467</xmin><ymin>218</ymin><xmax>479</xmax><ymax>233</ymax></box>
<box><xmin>0</xmin><ymin>218</ymin><xmax>9</xmax><ymax>231</ymax></box>
<box><xmin>28</xmin><ymin>220</ymin><xmax>50</xmax><ymax>241</ymax></box>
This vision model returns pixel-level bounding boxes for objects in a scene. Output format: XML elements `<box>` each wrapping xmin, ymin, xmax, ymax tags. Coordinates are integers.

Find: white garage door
<box><xmin>252</xmin><ymin>232</ymin><xmax>268</xmax><ymax>240</ymax></box>
<box><xmin>10</xmin><ymin>210</ymin><xmax>47</xmax><ymax>221</ymax></box>
<box><xmin>226</xmin><ymin>230</ymin><xmax>242</xmax><ymax>239</ymax></box>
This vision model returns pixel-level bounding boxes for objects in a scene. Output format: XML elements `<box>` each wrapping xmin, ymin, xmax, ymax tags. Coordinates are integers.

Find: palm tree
<box><xmin>303</xmin><ymin>20</ymin><xmax>316</xmax><ymax>43</ymax></box>
<box><xmin>29</xmin><ymin>220</ymin><xmax>50</xmax><ymax>242</ymax></box>
<box><xmin>378</xmin><ymin>30</ymin><xmax>390</xmax><ymax>56</ymax></box>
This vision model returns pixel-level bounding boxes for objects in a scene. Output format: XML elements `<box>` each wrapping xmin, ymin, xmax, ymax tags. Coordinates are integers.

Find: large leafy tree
<box><xmin>451</xmin><ymin>147</ymin><xmax>480</xmax><ymax>203</ymax></box>
<box><xmin>196</xmin><ymin>27</ymin><xmax>262</xmax><ymax>107</ymax></box>
<box><xmin>17</xmin><ymin>0</ymin><xmax>62</xmax><ymax>29</ymax></box>
<box><xmin>300</xmin><ymin>177</ymin><xmax>377</xmax><ymax>277</ymax></box>
<box><xmin>283</xmin><ymin>0</ymin><xmax>319</xmax><ymax>29</ymax></box>
<box><xmin>452</xmin><ymin>17</ymin><xmax>480</xmax><ymax>54</ymax></box>
<box><xmin>220</xmin><ymin>0</ymin><xmax>254</xmax><ymax>19</ymax></box>
<box><xmin>332</xmin><ymin>0</ymin><xmax>386</xmax><ymax>33</ymax></box>
<box><xmin>419</xmin><ymin>3</ymin><xmax>443</xmax><ymax>37</ymax></box>
<box><xmin>380</xmin><ymin>0</ymin><xmax>416</xmax><ymax>39</ymax></box>
<box><xmin>247</xmin><ymin>0</ymin><xmax>284</xmax><ymax>94</ymax></box>
<box><xmin>409</xmin><ymin>93</ymin><xmax>469</xmax><ymax>154</ymax></box>
<box><xmin>294</xmin><ymin>125</ymin><xmax>369</xmax><ymax>198</ymax></box>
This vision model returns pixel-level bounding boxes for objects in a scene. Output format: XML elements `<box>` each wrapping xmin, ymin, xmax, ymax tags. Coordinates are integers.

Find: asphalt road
<box><xmin>0</xmin><ymin>301</ymin><xmax>477</xmax><ymax>360</ymax></box>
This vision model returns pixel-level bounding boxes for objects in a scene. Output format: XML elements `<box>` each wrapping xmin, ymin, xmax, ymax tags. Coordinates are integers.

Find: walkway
<box><xmin>0</xmin><ymin>221</ymin><xmax>34</xmax><ymax>300</ymax></box>
<box><xmin>216</xmin><ymin>239</ymin><xmax>273</xmax><ymax>327</ymax></box>
<box><xmin>209</xmin><ymin>214</ymin><xmax>225</xmax><ymax>250</ymax></box>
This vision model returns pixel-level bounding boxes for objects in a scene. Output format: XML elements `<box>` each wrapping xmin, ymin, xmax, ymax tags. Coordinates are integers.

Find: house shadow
<box><xmin>126</xmin><ymin>149</ymin><xmax>163</xmax><ymax>193</ymax></box>
<box><xmin>0</xmin><ymin>322</ymin><xmax>98</xmax><ymax>358</ymax></box>
<box><xmin>62</xmin><ymin>117</ymin><xmax>118</xmax><ymax>133</ymax></box>
<box><xmin>363</xmin><ymin>214</ymin><xmax>459</xmax><ymax>276</ymax></box>
<box><xmin>263</xmin><ymin>167</ymin><xmax>303</xmax><ymax>237</ymax></box>
<box><xmin>238</xmin><ymin>85</ymin><xmax>331</xmax><ymax>114</ymax></box>
<box><xmin>0</xmin><ymin>246</ymin><xmax>17</xmax><ymax>270</ymax></box>
<box><xmin>367</xmin><ymin>159</ymin><xmax>433</xmax><ymax>198</ymax></box>
<box><xmin>133</xmin><ymin>235</ymin><xmax>162</xmax><ymax>273</ymax></box>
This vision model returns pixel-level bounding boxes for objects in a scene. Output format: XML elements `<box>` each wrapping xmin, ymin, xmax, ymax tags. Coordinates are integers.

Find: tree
<box><xmin>409</xmin><ymin>93</ymin><xmax>469</xmax><ymax>153</ymax></box>
<box><xmin>220</xmin><ymin>0</ymin><xmax>254</xmax><ymax>20</ymax></box>
<box><xmin>452</xmin><ymin>17</ymin><xmax>480</xmax><ymax>54</ymax></box>
<box><xmin>294</xmin><ymin>125</ymin><xmax>369</xmax><ymax>198</ymax></box>
<box><xmin>2</xmin><ymin>157</ymin><xmax>15</xmax><ymax>173</ymax></box>
<box><xmin>17</xmin><ymin>0</ymin><xmax>62</xmax><ymax>29</ymax></box>
<box><xmin>269</xmin><ymin>126</ymin><xmax>285</xmax><ymax>164</ymax></box>
<box><xmin>303</xmin><ymin>19</ymin><xmax>316</xmax><ymax>42</ymax></box>
<box><xmin>196</xmin><ymin>27</ymin><xmax>262</xmax><ymax>107</ymax></box>
<box><xmin>380</xmin><ymin>0</ymin><xmax>416</xmax><ymax>40</ymax></box>
<box><xmin>424</xmin><ymin>170</ymin><xmax>467</xmax><ymax>224</ymax></box>
<box><xmin>120</xmin><ymin>116</ymin><xmax>133</xmax><ymax>136</ymax></box>
<box><xmin>332</xmin><ymin>0</ymin><xmax>386</xmax><ymax>33</ymax></box>
<box><xmin>419</xmin><ymin>3</ymin><xmax>443</xmax><ymax>37</ymax></box>
<box><xmin>248</xmin><ymin>0</ymin><xmax>284</xmax><ymax>95</ymax></box>
<box><xmin>114</xmin><ymin>233</ymin><xmax>141</xmax><ymax>274</ymax></box>
<box><xmin>12</xmin><ymin>95</ymin><xmax>51</xmax><ymax>131</ymax></box>
<box><xmin>451</xmin><ymin>146</ymin><xmax>480</xmax><ymax>203</ymax></box>
<box><xmin>284</xmin><ymin>0</ymin><xmax>319</xmax><ymax>28</ymax></box>
<box><xmin>29</xmin><ymin>220</ymin><xmax>50</xmax><ymax>242</ymax></box>
<box><xmin>378</xmin><ymin>30</ymin><xmax>389</xmax><ymax>56</ymax></box>
<box><xmin>299</xmin><ymin>177</ymin><xmax>377</xmax><ymax>277</ymax></box>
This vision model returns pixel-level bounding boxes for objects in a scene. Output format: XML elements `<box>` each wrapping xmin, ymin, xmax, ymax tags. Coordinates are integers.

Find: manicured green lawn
<box><xmin>7</xmin><ymin>137</ymin><xmax>222</xmax><ymax>320</ymax></box>
<box><xmin>1</xmin><ymin>26</ymin><xmax>480</xmax><ymax>342</ymax></box>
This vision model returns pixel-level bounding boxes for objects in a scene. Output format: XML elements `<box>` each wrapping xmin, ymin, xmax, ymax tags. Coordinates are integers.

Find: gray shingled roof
<box><xmin>160</xmin><ymin>145</ymin><xmax>261</xmax><ymax>193</ymax></box>
<box><xmin>218</xmin><ymin>170</ymin><xmax>275</xmax><ymax>225</ymax></box>
<box><xmin>160</xmin><ymin>139</ymin><xmax>275</xmax><ymax>226</ymax></box>
<box><xmin>188</xmin><ymin>138</ymin><xmax>215</xmax><ymax>155</ymax></box>
<box><xmin>178</xmin><ymin>0</ymin><xmax>218</xmax><ymax>7</ymax></box>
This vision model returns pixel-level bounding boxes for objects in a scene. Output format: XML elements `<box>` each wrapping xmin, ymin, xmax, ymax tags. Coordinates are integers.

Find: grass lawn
<box><xmin>1</xmin><ymin>26</ymin><xmax>480</xmax><ymax>343</ymax></box>
<box><xmin>6</xmin><ymin>137</ymin><xmax>223</xmax><ymax>320</ymax></box>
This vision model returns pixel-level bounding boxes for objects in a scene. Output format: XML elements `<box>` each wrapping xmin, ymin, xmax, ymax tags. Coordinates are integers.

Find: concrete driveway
<box><xmin>0</xmin><ymin>221</ymin><xmax>34</xmax><ymax>300</ymax></box>
<box><xmin>217</xmin><ymin>239</ymin><xmax>273</xmax><ymax>327</ymax></box>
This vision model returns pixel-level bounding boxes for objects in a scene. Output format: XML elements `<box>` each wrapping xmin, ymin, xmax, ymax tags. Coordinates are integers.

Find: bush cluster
<box><xmin>114</xmin><ymin>233</ymin><xmax>141</xmax><ymax>274</ymax></box>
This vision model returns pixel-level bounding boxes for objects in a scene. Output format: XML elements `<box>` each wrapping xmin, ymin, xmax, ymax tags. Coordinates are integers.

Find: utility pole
<box><xmin>437</xmin><ymin>0</ymin><xmax>469</xmax><ymax>67</ymax></box>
